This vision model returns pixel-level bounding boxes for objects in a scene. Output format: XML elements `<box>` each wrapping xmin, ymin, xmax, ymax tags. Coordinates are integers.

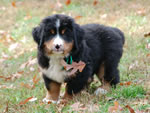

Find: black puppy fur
<box><xmin>32</xmin><ymin>14</ymin><xmax>124</xmax><ymax>97</ymax></box>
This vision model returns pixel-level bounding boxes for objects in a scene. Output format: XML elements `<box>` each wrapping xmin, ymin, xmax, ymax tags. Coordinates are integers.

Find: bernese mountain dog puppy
<box><xmin>32</xmin><ymin>14</ymin><xmax>125</xmax><ymax>103</ymax></box>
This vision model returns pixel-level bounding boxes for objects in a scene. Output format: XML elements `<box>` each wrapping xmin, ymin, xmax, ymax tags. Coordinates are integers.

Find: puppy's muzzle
<box><xmin>53</xmin><ymin>44</ymin><xmax>64</xmax><ymax>53</ymax></box>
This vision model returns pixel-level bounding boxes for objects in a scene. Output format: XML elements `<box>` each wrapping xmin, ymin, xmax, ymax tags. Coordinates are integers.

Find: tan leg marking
<box><xmin>46</xmin><ymin>81</ymin><xmax>61</xmax><ymax>101</ymax></box>
<box><xmin>96</xmin><ymin>63</ymin><xmax>111</xmax><ymax>95</ymax></box>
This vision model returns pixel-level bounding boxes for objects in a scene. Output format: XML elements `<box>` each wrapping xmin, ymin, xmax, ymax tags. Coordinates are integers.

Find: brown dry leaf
<box><xmin>20</xmin><ymin>82</ymin><xmax>32</xmax><ymax>89</ymax></box>
<box><xmin>93</xmin><ymin>0</ymin><xmax>98</xmax><ymax>6</ymax></box>
<box><xmin>136</xmin><ymin>8</ymin><xmax>146</xmax><ymax>16</ymax></box>
<box><xmin>0</xmin><ymin>76</ymin><xmax>11</xmax><ymax>81</ymax></box>
<box><xmin>21</xmin><ymin>75</ymin><xmax>40</xmax><ymax>89</ymax></box>
<box><xmin>74</xmin><ymin>16</ymin><xmax>82</xmax><ymax>20</ymax></box>
<box><xmin>11</xmin><ymin>1</ymin><xmax>16</xmax><ymax>7</ymax></box>
<box><xmin>146</xmin><ymin>54</ymin><xmax>150</xmax><ymax>57</ymax></box>
<box><xmin>3</xmin><ymin>102</ymin><xmax>8</xmax><ymax>113</ymax></box>
<box><xmin>71</xmin><ymin>102</ymin><xmax>86</xmax><ymax>111</ymax></box>
<box><xmin>65</xmin><ymin>0</ymin><xmax>71</xmax><ymax>6</ymax></box>
<box><xmin>0</xmin><ymin>31</ymin><xmax>16</xmax><ymax>46</ymax></box>
<box><xmin>144</xmin><ymin>32</ymin><xmax>150</xmax><ymax>37</ymax></box>
<box><xmin>32</xmin><ymin>75</ymin><xmax>40</xmax><ymax>88</ymax></box>
<box><xmin>108</xmin><ymin>101</ymin><xmax>123</xmax><ymax>113</ymax></box>
<box><xmin>20</xmin><ymin>61</ymin><xmax>28</xmax><ymax>69</ymax></box>
<box><xmin>0</xmin><ymin>84</ymin><xmax>16</xmax><ymax>89</ymax></box>
<box><xmin>125</xmin><ymin>105</ymin><xmax>135</xmax><ymax>113</ymax></box>
<box><xmin>8</xmin><ymin>43</ymin><xmax>19</xmax><ymax>51</ymax></box>
<box><xmin>120</xmin><ymin>81</ymin><xmax>132</xmax><ymax>86</ymax></box>
<box><xmin>0</xmin><ymin>71</ymin><xmax>23</xmax><ymax>81</ymax></box>
<box><xmin>20</xmin><ymin>57</ymin><xmax>37</xmax><ymax>69</ymax></box>
<box><xmin>61</xmin><ymin>60</ymin><xmax>86</xmax><ymax>76</ymax></box>
<box><xmin>78</xmin><ymin>61</ymin><xmax>86</xmax><ymax>72</ymax></box>
<box><xmin>55</xmin><ymin>0</ymin><xmax>63</xmax><ymax>9</ymax></box>
<box><xmin>61</xmin><ymin>60</ymin><xmax>73</xmax><ymax>71</ymax></box>
<box><xmin>19</xmin><ymin>97</ymin><xmax>33</xmax><ymax>105</ymax></box>
<box><xmin>59</xmin><ymin>99</ymin><xmax>68</xmax><ymax>106</ymax></box>
<box><xmin>11</xmin><ymin>71</ymin><xmax>23</xmax><ymax>81</ymax></box>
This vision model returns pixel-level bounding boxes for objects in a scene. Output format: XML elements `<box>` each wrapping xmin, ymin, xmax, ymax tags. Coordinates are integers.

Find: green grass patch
<box><xmin>109</xmin><ymin>85</ymin><xmax>146</xmax><ymax>99</ymax></box>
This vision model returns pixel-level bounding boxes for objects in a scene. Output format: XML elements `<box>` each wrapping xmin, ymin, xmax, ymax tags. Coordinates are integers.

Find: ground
<box><xmin>0</xmin><ymin>0</ymin><xmax>150</xmax><ymax>112</ymax></box>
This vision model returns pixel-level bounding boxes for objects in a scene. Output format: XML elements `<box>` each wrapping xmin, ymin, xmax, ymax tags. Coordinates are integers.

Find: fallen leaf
<box><xmin>0</xmin><ymin>84</ymin><xmax>16</xmax><ymax>89</ymax></box>
<box><xmin>28</xmin><ymin>97</ymin><xmax>37</xmax><ymax>102</ymax></box>
<box><xmin>21</xmin><ymin>75</ymin><xmax>40</xmax><ymax>89</ymax></box>
<box><xmin>125</xmin><ymin>105</ymin><xmax>135</xmax><ymax>113</ymax></box>
<box><xmin>11</xmin><ymin>1</ymin><xmax>16</xmax><ymax>7</ymax></box>
<box><xmin>0</xmin><ymin>71</ymin><xmax>23</xmax><ymax>81</ymax></box>
<box><xmin>146</xmin><ymin>54</ymin><xmax>150</xmax><ymax>57</ymax></box>
<box><xmin>78</xmin><ymin>61</ymin><xmax>86</xmax><ymax>72</ymax></box>
<box><xmin>61</xmin><ymin>60</ymin><xmax>86</xmax><ymax>76</ymax></box>
<box><xmin>101</xmin><ymin>14</ymin><xmax>107</xmax><ymax>19</ymax></box>
<box><xmin>108</xmin><ymin>101</ymin><xmax>123</xmax><ymax>113</ymax></box>
<box><xmin>20</xmin><ymin>57</ymin><xmax>37</xmax><ymax>69</ymax></box>
<box><xmin>65</xmin><ymin>0</ymin><xmax>71</xmax><ymax>6</ymax></box>
<box><xmin>71</xmin><ymin>102</ymin><xmax>86</xmax><ymax>111</ymax></box>
<box><xmin>0</xmin><ymin>76</ymin><xmax>11</xmax><ymax>81</ymax></box>
<box><xmin>32</xmin><ymin>75</ymin><xmax>40</xmax><ymax>88</ymax></box>
<box><xmin>136</xmin><ymin>8</ymin><xmax>146</xmax><ymax>16</ymax></box>
<box><xmin>11</xmin><ymin>71</ymin><xmax>23</xmax><ymax>81</ymax></box>
<box><xmin>3</xmin><ymin>102</ymin><xmax>8</xmax><ymax>113</ymax></box>
<box><xmin>93</xmin><ymin>0</ymin><xmax>98</xmax><ymax>6</ymax></box>
<box><xmin>120</xmin><ymin>81</ymin><xmax>132</xmax><ymax>86</ymax></box>
<box><xmin>21</xmin><ymin>82</ymin><xmax>32</xmax><ymax>89</ymax></box>
<box><xmin>55</xmin><ymin>0</ymin><xmax>63</xmax><ymax>9</ymax></box>
<box><xmin>74</xmin><ymin>16</ymin><xmax>82</xmax><ymax>20</ymax></box>
<box><xmin>19</xmin><ymin>97</ymin><xmax>33</xmax><ymax>105</ymax></box>
<box><xmin>9</xmin><ymin>43</ymin><xmax>18</xmax><ymax>51</ymax></box>
<box><xmin>144</xmin><ymin>32</ymin><xmax>150</xmax><ymax>37</ymax></box>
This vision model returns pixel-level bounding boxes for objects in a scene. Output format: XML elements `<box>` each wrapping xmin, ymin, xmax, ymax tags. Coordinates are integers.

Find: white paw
<box><xmin>42</xmin><ymin>98</ymin><xmax>60</xmax><ymax>104</ymax></box>
<box><xmin>94</xmin><ymin>88</ymin><xmax>108</xmax><ymax>95</ymax></box>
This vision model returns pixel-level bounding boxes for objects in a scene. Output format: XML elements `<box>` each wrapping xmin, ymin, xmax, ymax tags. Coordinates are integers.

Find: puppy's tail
<box><xmin>113</xmin><ymin>28</ymin><xmax>125</xmax><ymax>45</ymax></box>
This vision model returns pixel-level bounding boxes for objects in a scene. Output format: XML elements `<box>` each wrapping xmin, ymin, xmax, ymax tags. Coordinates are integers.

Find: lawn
<box><xmin>0</xmin><ymin>0</ymin><xmax>150</xmax><ymax>112</ymax></box>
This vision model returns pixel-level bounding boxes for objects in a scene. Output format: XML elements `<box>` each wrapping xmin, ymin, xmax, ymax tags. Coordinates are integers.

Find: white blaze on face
<box><xmin>53</xmin><ymin>34</ymin><xmax>64</xmax><ymax>46</ymax></box>
<box><xmin>56</xmin><ymin>19</ymin><xmax>60</xmax><ymax>28</ymax></box>
<box><xmin>53</xmin><ymin>19</ymin><xmax>64</xmax><ymax>46</ymax></box>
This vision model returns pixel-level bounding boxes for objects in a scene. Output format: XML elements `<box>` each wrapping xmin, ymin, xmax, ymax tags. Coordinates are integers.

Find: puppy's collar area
<box><xmin>64</xmin><ymin>55</ymin><xmax>73</xmax><ymax>64</ymax></box>
<box><xmin>62</xmin><ymin>55</ymin><xmax>72</xmax><ymax>70</ymax></box>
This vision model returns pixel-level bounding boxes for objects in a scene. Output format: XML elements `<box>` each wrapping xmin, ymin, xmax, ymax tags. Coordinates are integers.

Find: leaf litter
<box><xmin>108</xmin><ymin>101</ymin><xmax>145</xmax><ymax>113</ymax></box>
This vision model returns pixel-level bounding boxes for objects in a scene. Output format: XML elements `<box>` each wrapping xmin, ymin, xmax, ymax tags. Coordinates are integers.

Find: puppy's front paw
<box><xmin>42</xmin><ymin>98</ymin><xmax>60</xmax><ymax>104</ymax></box>
<box><xmin>94</xmin><ymin>87</ymin><xmax>108</xmax><ymax>95</ymax></box>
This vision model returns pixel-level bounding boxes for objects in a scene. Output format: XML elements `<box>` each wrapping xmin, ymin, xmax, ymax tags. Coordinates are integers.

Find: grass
<box><xmin>0</xmin><ymin>0</ymin><xmax>150</xmax><ymax>112</ymax></box>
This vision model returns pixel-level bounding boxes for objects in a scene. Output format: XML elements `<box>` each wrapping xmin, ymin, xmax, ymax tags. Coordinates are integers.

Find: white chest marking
<box><xmin>40</xmin><ymin>56</ymin><xmax>67</xmax><ymax>83</ymax></box>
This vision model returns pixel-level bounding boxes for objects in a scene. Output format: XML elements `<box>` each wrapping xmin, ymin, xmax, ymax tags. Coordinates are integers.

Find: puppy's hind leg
<box><xmin>95</xmin><ymin>63</ymin><xmax>111</xmax><ymax>95</ymax></box>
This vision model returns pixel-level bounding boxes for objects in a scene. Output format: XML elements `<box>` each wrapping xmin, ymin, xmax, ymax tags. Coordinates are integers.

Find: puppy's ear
<box><xmin>73</xmin><ymin>23</ymin><xmax>84</xmax><ymax>50</ymax></box>
<box><xmin>32</xmin><ymin>26</ymin><xmax>44</xmax><ymax>49</ymax></box>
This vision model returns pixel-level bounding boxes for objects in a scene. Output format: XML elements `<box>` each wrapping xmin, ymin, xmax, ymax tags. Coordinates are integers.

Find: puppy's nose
<box><xmin>55</xmin><ymin>44</ymin><xmax>61</xmax><ymax>50</ymax></box>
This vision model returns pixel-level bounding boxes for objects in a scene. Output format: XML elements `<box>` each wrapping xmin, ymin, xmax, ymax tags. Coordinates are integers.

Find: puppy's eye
<box><xmin>50</xmin><ymin>29</ymin><xmax>55</xmax><ymax>34</ymax></box>
<box><xmin>61</xmin><ymin>29</ymin><xmax>66</xmax><ymax>35</ymax></box>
